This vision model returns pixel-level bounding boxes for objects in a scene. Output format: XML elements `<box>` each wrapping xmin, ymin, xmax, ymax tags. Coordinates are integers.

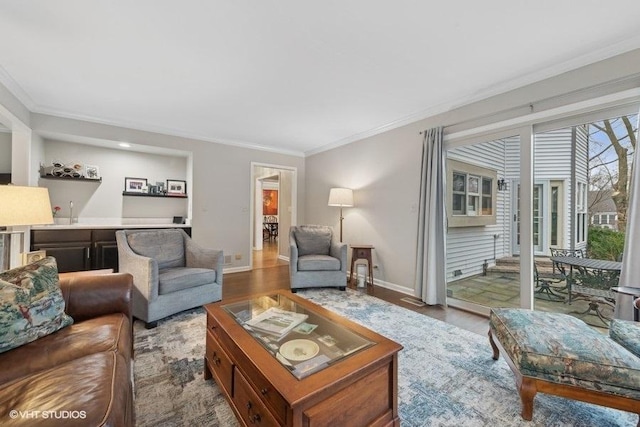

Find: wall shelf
<box><xmin>40</xmin><ymin>174</ymin><xmax>102</xmax><ymax>183</ymax></box>
<box><xmin>122</xmin><ymin>192</ymin><xmax>187</xmax><ymax>199</ymax></box>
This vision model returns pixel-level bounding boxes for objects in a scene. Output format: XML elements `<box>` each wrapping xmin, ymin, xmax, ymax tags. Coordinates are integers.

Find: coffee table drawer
<box><xmin>207</xmin><ymin>312</ymin><xmax>222</xmax><ymax>338</ymax></box>
<box><xmin>237</xmin><ymin>356</ymin><xmax>287</xmax><ymax>424</ymax></box>
<box><xmin>206</xmin><ymin>331</ymin><xmax>233</xmax><ymax>396</ymax></box>
<box><xmin>233</xmin><ymin>369</ymin><xmax>280</xmax><ymax>427</ymax></box>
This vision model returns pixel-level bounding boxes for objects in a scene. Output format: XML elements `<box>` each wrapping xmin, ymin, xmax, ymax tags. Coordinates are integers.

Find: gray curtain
<box><xmin>415</xmin><ymin>127</ymin><xmax>446</xmax><ymax>305</ymax></box>
<box><xmin>616</xmin><ymin>113</ymin><xmax>640</xmax><ymax>320</ymax></box>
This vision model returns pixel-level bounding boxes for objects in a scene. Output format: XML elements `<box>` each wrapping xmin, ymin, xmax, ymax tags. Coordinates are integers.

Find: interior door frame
<box><xmin>249</xmin><ymin>162</ymin><xmax>297</xmax><ymax>269</ymax></box>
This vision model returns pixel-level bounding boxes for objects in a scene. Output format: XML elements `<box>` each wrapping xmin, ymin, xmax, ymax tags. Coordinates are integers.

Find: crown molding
<box><xmin>3</xmin><ymin>35</ymin><xmax>640</xmax><ymax>158</ymax></box>
<box><xmin>30</xmin><ymin>106</ymin><xmax>306</xmax><ymax>158</ymax></box>
<box><xmin>0</xmin><ymin>65</ymin><xmax>36</xmax><ymax>110</ymax></box>
<box><xmin>307</xmin><ymin>37</ymin><xmax>640</xmax><ymax>157</ymax></box>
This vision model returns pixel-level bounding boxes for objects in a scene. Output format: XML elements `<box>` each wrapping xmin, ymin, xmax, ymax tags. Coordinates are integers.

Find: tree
<box><xmin>588</xmin><ymin>115</ymin><xmax>637</xmax><ymax>233</ymax></box>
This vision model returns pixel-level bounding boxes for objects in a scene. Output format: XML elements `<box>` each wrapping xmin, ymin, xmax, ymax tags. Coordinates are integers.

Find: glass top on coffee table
<box><xmin>223</xmin><ymin>293</ymin><xmax>374</xmax><ymax>379</ymax></box>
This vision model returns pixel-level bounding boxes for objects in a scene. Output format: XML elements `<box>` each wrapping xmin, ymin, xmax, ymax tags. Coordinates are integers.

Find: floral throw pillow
<box><xmin>0</xmin><ymin>256</ymin><xmax>73</xmax><ymax>353</ymax></box>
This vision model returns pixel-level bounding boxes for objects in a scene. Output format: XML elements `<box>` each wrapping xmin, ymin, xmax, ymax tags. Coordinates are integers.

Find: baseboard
<box><xmin>370</xmin><ymin>277</ymin><xmax>415</xmax><ymax>296</ymax></box>
<box><xmin>223</xmin><ymin>266</ymin><xmax>252</xmax><ymax>274</ymax></box>
<box><xmin>278</xmin><ymin>255</ymin><xmax>289</xmax><ymax>262</ymax></box>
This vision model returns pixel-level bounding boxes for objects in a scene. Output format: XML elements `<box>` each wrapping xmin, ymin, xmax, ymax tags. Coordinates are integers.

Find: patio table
<box><xmin>550</xmin><ymin>256</ymin><xmax>622</xmax><ymax>324</ymax></box>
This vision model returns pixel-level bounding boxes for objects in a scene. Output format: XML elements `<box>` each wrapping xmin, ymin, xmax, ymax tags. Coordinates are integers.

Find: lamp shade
<box><xmin>0</xmin><ymin>186</ymin><xmax>54</xmax><ymax>226</ymax></box>
<box><xmin>328</xmin><ymin>188</ymin><xmax>354</xmax><ymax>207</ymax></box>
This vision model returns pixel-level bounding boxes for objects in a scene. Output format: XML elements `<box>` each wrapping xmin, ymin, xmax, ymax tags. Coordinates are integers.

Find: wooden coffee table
<box><xmin>204</xmin><ymin>290</ymin><xmax>402</xmax><ymax>427</ymax></box>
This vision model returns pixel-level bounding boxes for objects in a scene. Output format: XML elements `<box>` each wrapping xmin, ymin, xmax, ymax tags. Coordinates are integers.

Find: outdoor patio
<box><xmin>447</xmin><ymin>272</ymin><xmax>615</xmax><ymax>331</ymax></box>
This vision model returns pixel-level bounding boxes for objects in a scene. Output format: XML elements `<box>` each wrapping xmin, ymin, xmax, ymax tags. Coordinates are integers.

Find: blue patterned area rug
<box><xmin>133</xmin><ymin>289</ymin><xmax>636</xmax><ymax>426</ymax></box>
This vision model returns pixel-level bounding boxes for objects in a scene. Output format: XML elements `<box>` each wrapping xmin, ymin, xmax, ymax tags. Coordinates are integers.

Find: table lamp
<box><xmin>328</xmin><ymin>188</ymin><xmax>354</xmax><ymax>242</ymax></box>
<box><xmin>0</xmin><ymin>185</ymin><xmax>54</xmax><ymax>270</ymax></box>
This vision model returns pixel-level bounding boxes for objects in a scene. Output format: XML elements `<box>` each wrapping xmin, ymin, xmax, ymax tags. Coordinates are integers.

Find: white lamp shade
<box><xmin>328</xmin><ymin>188</ymin><xmax>354</xmax><ymax>207</ymax></box>
<box><xmin>0</xmin><ymin>186</ymin><xmax>54</xmax><ymax>226</ymax></box>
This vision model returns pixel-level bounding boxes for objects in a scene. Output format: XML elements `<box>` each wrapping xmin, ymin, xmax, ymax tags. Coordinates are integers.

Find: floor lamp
<box><xmin>0</xmin><ymin>186</ymin><xmax>54</xmax><ymax>271</ymax></box>
<box><xmin>328</xmin><ymin>188</ymin><xmax>354</xmax><ymax>243</ymax></box>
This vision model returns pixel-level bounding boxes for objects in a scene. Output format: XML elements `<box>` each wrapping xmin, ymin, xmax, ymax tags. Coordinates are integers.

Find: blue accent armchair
<box><xmin>116</xmin><ymin>228</ymin><xmax>223</xmax><ymax>327</ymax></box>
<box><xmin>289</xmin><ymin>225</ymin><xmax>347</xmax><ymax>292</ymax></box>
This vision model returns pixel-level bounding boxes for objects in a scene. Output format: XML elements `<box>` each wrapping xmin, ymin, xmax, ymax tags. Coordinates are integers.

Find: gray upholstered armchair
<box><xmin>116</xmin><ymin>228</ymin><xmax>223</xmax><ymax>327</ymax></box>
<box><xmin>289</xmin><ymin>225</ymin><xmax>347</xmax><ymax>292</ymax></box>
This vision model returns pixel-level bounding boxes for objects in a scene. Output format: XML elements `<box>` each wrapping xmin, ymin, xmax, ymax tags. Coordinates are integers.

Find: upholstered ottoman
<box><xmin>488</xmin><ymin>308</ymin><xmax>640</xmax><ymax>425</ymax></box>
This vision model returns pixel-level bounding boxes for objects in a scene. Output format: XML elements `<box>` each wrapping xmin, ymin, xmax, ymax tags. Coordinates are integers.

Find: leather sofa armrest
<box><xmin>59</xmin><ymin>272</ymin><xmax>133</xmax><ymax>324</ymax></box>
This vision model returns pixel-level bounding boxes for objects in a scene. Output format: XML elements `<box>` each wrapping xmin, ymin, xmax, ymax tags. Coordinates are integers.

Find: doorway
<box><xmin>250</xmin><ymin>163</ymin><xmax>297</xmax><ymax>270</ymax></box>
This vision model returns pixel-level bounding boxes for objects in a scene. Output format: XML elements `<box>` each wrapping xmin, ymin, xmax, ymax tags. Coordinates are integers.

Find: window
<box><xmin>576</xmin><ymin>182</ymin><xmax>587</xmax><ymax>243</ymax></box>
<box><xmin>447</xmin><ymin>159</ymin><xmax>497</xmax><ymax>227</ymax></box>
<box><xmin>481</xmin><ymin>178</ymin><xmax>493</xmax><ymax>215</ymax></box>
<box><xmin>452</xmin><ymin>172</ymin><xmax>466</xmax><ymax>215</ymax></box>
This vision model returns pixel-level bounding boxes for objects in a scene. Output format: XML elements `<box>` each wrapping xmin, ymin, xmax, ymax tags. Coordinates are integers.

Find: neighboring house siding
<box><xmin>445</xmin><ymin>127</ymin><xmax>587</xmax><ymax>281</ymax></box>
<box><xmin>574</xmin><ymin>125</ymin><xmax>589</xmax><ymax>252</ymax></box>
<box><xmin>535</xmin><ymin>128</ymin><xmax>574</xmax><ymax>252</ymax></box>
<box><xmin>446</xmin><ymin>140</ymin><xmax>507</xmax><ymax>281</ymax></box>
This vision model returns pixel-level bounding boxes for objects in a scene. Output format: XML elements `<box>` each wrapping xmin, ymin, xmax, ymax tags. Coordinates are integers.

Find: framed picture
<box><xmin>124</xmin><ymin>177</ymin><xmax>148</xmax><ymax>193</ymax></box>
<box><xmin>263</xmin><ymin>189</ymin><xmax>278</xmax><ymax>215</ymax></box>
<box><xmin>22</xmin><ymin>250</ymin><xmax>47</xmax><ymax>265</ymax></box>
<box><xmin>84</xmin><ymin>164</ymin><xmax>100</xmax><ymax>180</ymax></box>
<box><xmin>166</xmin><ymin>179</ymin><xmax>187</xmax><ymax>195</ymax></box>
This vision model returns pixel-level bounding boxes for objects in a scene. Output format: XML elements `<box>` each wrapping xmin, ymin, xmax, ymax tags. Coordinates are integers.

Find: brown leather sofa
<box><xmin>0</xmin><ymin>272</ymin><xmax>134</xmax><ymax>426</ymax></box>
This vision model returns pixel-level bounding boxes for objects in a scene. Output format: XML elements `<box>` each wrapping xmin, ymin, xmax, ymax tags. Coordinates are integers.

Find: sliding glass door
<box><xmin>444</xmin><ymin>105</ymin><xmax>638</xmax><ymax>324</ymax></box>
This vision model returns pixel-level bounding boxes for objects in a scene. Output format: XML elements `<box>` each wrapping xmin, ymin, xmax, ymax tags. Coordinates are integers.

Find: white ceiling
<box><xmin>1</xmin><ymin>1</ymin><xmax>640</xmax><ymax>156</ymax></box>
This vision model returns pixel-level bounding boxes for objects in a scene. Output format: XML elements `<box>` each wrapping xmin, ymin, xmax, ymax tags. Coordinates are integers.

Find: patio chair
<box><xmin>550</xmin><ymin>248</ymin><xmax>584</xmax><ymax>276</ymax></box>
<box><xmin>534</xmin><ymin>262</ymin><xmax>565</xmax><ymax>301</ymax></box>
<box><xmin>570</xmin><ymin>267</ymin><xmax>618</xmax><ymax>325</ymax></box>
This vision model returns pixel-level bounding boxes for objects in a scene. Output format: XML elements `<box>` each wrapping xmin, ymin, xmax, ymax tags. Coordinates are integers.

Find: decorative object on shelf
<box><xmin>42</xmin><ymin>161</ymin><xmax>83</xmax><ymax>178</ymax></box>
<box><xmin>124</xmin><ymin>177</ymin><xmax>148</xmax><ymax>193</ymax></box>
<box><xmin>84</xmin><ymin>164</ymin><xmax>100</xmax><ymax>180</ymax></box>
<box><xmin>166</xmin><ymin>179</ymin><xmax>187</xmax><ymax>196</ymax></box>
<box><xmin>21</xmin><ymin>250</ymin><xmax>47</xmax><ymax>265</ymax></box>
<box><xmin>156</xmin><ymin>181</ymin><xmax>165</xmax><ymax>194</ymax></box>
<box><xmin>39</xmin><ymin>163</ymin><xmax>102</xmax><ymax>182</ymax></box>
<box><xmin>327</xmin><ymin>187</ymin><xmax>354</xmax><ymax>242</ymax></box>
<box><xmin>52</xmin><ymin>206</ymin><xmax>61</xmax><ymax>217</ymax></box>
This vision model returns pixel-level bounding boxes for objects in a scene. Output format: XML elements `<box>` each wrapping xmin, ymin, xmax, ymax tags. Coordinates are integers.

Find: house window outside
<box><xmin>481</xmin><ymin>178</ymin><xmax>493</xmax><ymax>215</ymax></box>
<box><xmin>452</xmin><ymin>172</ymin><xmax>466</xmax><ymax>215</ymax></box>
<box><xmin>551</xmin><ymin>186</ymin><xmax>559</xmax><ymax>246</ymax></box>
<box><xmin>576</xmin><ymin>182</ymin><xmax>587</xmax><ymax>243</ymax></box>
<box><xmin>447</xmin><ymin>159</ymin><xmax>497</xmax><ymax>227</ymax></box>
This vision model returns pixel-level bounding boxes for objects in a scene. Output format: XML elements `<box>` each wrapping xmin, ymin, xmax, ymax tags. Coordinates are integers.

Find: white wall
<box><xmin>28</xmin><ymin>115</ymin><xmax>306</xmax><ymax>271</ymax></box>
<box><xmin>0</xmin><ymin>132</ymin><xmax>10</xmax><ymax>173</ymax></box>
<box><xmin>39</xmin><ymin>139</ymin><xmax>189</xmax><ymax>221</ymax></box>
<box><xmin>306</xmin><ymin>49</ymin><xmax>640</xmax><ymax>295</ymax></box>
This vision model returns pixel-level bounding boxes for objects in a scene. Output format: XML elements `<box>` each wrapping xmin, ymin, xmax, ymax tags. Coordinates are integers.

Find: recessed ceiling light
<box><xmin>119</xmin><ymin>142</ymin><xmax>131</xmax><ymax>148</ymax></box>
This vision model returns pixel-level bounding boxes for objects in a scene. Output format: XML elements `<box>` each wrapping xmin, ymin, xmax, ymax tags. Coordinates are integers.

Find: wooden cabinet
<box><xmin>204</xmin><ymin>291</ymin><xmax>402</xmax><ymax>427</ymax></box>
<box><xmin>31</xmin><ymin>230</ymin><xmax>92</xmax><ymax>273</ymax></box>
<box><xmin>31</xmin><ymin>227</ymin><xmax>191</xmax><ymax>273</ymax></box>
<box><xmin>92</xmin><ymin>230</ymin><xmax>118</xmax><ymax>271</ymax></box>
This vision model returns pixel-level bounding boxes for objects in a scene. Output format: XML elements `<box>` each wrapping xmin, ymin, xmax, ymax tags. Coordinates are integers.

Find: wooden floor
<box><xmin>226</xmin><ymin>252</ymin><xmax>489</xmax><ymax>336</ymax></box>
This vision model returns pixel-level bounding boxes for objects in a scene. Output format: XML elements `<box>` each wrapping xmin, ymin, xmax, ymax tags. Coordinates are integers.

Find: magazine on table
<box><xmin>245</xmin><ymin>307</ymin><xmax>309</xmax><ymax>338</ymax></box>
